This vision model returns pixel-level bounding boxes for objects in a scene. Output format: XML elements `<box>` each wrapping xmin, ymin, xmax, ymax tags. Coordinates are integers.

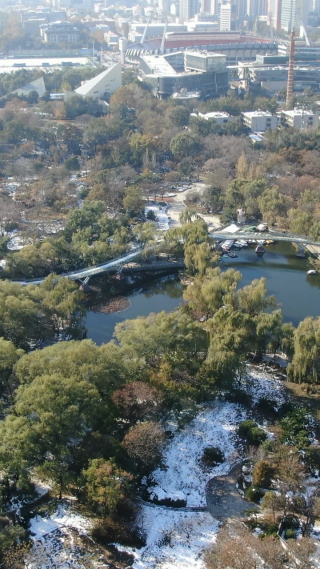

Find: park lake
<box><xmin>85</xmin><ymin>241</ymin><xmax>320</xmax><ymax>344</ymax></box>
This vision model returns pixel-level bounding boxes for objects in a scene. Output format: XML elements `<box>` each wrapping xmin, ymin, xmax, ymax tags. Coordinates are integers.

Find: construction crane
<box><xmin>300</xmin><ymin>21</ymin><xmax>310</xmax><ymax>47</ymax></box>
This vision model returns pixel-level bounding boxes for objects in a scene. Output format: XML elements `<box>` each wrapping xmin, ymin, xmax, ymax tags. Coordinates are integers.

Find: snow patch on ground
<box><xmin>120</xmin><ymin>369</ymin><xmax>287</xmax><ymax>569</ymax></box>
<box><xmin>29</xmin><ymin>503</ymin><xmax>92</xmax><ymax>540</ymax></box>
<box><xmin>243</xmin><ymin>366</ymin><xmax>287</xmax><ymax>406</ymax></box>
<box><xmin>145</xmin><ymin>205</ymin><xmax>170</xmax><ymax>231</ymax></box>
<box><xmin>27</xmin><ymin>503</ymin><xmax>95</xmax><ymax>569</ymax></box>
<box><xmin>128</xmin><ymin>506</ymin><xmax>219</xmax><ymax>569</ymax></box>
<box><xmin>25</xmin><ymin>370</ymin><xmax>288</xmax><ymax>569</ymax></box>
<box><xmin>153</xmin><ymin>401</ymin><xmax>246</xmax><ymax>508</ymax></box>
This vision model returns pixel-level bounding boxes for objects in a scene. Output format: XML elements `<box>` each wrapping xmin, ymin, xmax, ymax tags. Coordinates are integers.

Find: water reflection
<box><xmin>85</xmin><ymin>243</ymin><xmax>320</xmax><ymax>345</ymax></box>
<box><xmin>85</xmin><ymin>274</ymin><xmax>183</xmax><ymax>345</ymax></box>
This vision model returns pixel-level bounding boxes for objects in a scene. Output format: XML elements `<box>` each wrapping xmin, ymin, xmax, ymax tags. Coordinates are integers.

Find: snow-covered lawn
<box><xmin>27</xmin><ymin>502</ymin><xmax>95</xmax><ymax>569</ymax></box>
<box><xmin>118</xmin><ymin>370</ymin><xmax>287</xmax><ymax>569</ymax></box>
<box><xmin>26</xmin><ymin>370</ymin><xmax>289</xmax><ymax>569</ymax></box>
<box><xmin>128</xmin><ymin>507</ymin><xmax>219</xmax><ymax>569</ymax></box>
<box><xmin>152</xmin><ymin>401</ymin><xmax>246</xmax><ymax>508</ymax></box>
<box><xmin>29</xmin><ymin>502</ymin><xmax>92</xmax><ymax>539</ymax></box>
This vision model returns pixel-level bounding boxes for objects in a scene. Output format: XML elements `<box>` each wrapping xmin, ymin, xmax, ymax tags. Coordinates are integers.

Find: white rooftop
<box><xmin>242</xmin><ymin>110</ymin><xmax>274</xmax><ymax>117</ymax></box>
<box><xmin>282</xmin><ymin>108</ymin><xmax>315</xmax><ymax>116</ymax></box>
<box><xmin>141</xmin><ymin>55</ymin><xmax>176</xmax><ymax>75</ymax></box>
<box><xmin>185</xmin><ymin>50</ymin><xmax>226</xmax><ymax>59</ymax></box>
<box><xmin>199</xmin><ymin>111</ymin><xmax>232</xmax><ymax>119</ymax></box>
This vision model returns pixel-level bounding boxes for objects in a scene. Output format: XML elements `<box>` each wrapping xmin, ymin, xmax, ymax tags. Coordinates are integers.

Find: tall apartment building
<box><xmin>268</xmin><ymin>0</ymin><xmax>282</xmax><ymax>30</ymax></box>
<box><xmin>247</xmin><ymin>0</ymin><xmax>267</xmax><ymax>17</ymax></box>
<box><xmin>281</xmin><ymin>0</ymin><xmax>296</xmax><ymax>31</ymax></box>
<box><xmin>200</xmin><ymin>0</ymin><xmax>212</xmax><ymax>12</ymax></box>
<box><xmin>220</xmin><ymin>2</ymin><xmax>237</xmax><ymax>30</ymax></box>
<box><xmin>179</xmin><ymin>0</ymin><xmax>200</xmax><ymax>20</ymax></box>
<box><xmin>158</xmin><ymin>0</ymin><xmax>171</xmax><ymax>12</ymax></box>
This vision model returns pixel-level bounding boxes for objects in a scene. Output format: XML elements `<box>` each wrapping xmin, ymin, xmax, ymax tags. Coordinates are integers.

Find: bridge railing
<box><xmin>12</xmin><ymin>247</ymin><xmax>143</xmax><ymax>285</ymax></box>
<box><xmin>210</xmin><ymin>230</ymin><xmax>319</xmax><ymax>246</ymax></box>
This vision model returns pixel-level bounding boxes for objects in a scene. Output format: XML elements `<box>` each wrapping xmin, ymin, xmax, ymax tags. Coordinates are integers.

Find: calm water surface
<box><xmin>86</xmin><ymin>242</ymin><xmax>320</xmax><ymax>344</ymax></box>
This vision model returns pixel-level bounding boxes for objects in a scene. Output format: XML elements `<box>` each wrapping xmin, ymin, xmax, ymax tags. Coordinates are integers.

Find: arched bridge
<box><xmin>15</xmin><ymin>247</ymin><xmax>143</xmax><ymax>286</ymax></box>
<box><xmin>210</xmin><ymin>230</ymin><xmax>320</xmax><ymax>247</ymax></box>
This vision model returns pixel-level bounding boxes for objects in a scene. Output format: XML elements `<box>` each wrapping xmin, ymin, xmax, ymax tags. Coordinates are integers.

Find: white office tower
<box><xmin>179</xmin><ymin>0</ymin><xmax>199</xmax><ymax>21</ymax></box>
<box><xmin>159</xmin><ymin>0</ymin><xmax>171</xmax><ymax>12</ymax></box>
<box><xmin>119</xmin><ymin>37</ymin><xmax>127</xmax><ymax>64</ymax></box>
<box><xmin>220</xmin><ymin>2</ymin><xmax>232</xmax><ymax>29</ymax></box>
<box><xmin>281</xmin><ymin>0</ymin><xmax>296</xmax><ymax>31</ymax></box>
<box><xmin>247</xmin><ymin>0</ymin><xmax>267</xmax><ymax>17</ymax></box>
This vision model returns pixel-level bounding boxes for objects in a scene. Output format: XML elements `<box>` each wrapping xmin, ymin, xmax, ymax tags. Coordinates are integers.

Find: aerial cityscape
<box><xmin>0</xmin><ymin>0</ymin><xmax>320</xmax><ymax>567</ymax></box>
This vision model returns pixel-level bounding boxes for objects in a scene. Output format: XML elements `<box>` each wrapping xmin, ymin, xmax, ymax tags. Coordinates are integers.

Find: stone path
<box><xmin>206</xmin><ymin>464</ymin><xmax>255</xmax><ymax>520</ymax></box>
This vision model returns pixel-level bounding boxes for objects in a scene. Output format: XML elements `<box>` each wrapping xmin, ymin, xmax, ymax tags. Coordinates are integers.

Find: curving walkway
<box><xmin>12</xmin><ymin>227</ymin><xmax>320</xmax><ymax>286</ymax></box>
<box><xmin>15</xmin><ymin>247</ymin><xmax>143</xmax><ymax>285</ymax></box>
<box><xmin>210</xmin><ymin>230</ymin><xmax>319</xmax><ymax>246</ymax></box>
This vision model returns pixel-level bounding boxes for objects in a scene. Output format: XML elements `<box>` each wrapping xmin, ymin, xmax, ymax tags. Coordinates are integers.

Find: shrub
<box><xmin>202</xmin><ymin>447</ymin><xmax>225</xmax><ymax>467</ymax></box>
<box><xmin>225</xmin><ymin>389</ymin><xmax>252</xmax><ymax>406</ymax></box>
<box><xmin>248</xmin><ymin>427</ymin><xmax>267</xmax><ymax>446</ymax></box>
<box><xmin>266</xmin><ymin>523</ymin><xmax>279</xmax><ymax>536</ymax></box>
<box><xmin>305</xmin><ymin>446</ymin><xmax>320</xmax><ymax>473</ymax></box>
<box><xmin>281</xmin><ymin>515</ymin><xmax>300</xmax><ymax>531</ymax></box>
<box><xmin>146</xmin><ymin>210</ymin><xmax>156</xmax><ymax>221</ymax></box>
<box><xmin>253</xmin><ymin>460</ymin><xmax>275</xmax><ymax>488</ymax></box>
<box><xmin>122</xmin><ymin>421</ymin><xmax>165</xmax><ymax>472</ymax></box>
<box><xmin>285</xmin><ymin>529</ymin><xmax>296</xmax><ymax>540</ymax></box>
<box><xmin>256</xmin><ymin>397</ymin><xmax>277</xmax><ymax>415</ymax></box>
<box><xmin>280</xmin><ymin>408</ymin><xmax>312</xmax><ymax>448</ymax></box>
<box><xmin>239</xmin><ymin>421</ymin><xmax>267</xmax><ymax>446</ymax></box>
<box><xmin>239</xmin><ymin>420</ymin><xmax>257</xmax><ymax>439</ymax></box>
<box><xmin>245</xmin><ymin>486</ymin><xmax>261</xmax><ymax>503</ymax></box>
<box><xmin>92</xmin><ymin>517</ymin><xmax>145</xmax><ymax>548</ymax></box>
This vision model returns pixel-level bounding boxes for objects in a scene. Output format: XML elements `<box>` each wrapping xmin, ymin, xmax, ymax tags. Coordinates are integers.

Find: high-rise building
<box><xmin>236</xmin><ymin>0</ymin><xmax>247</xmax><ymax>18</ymax></box>
<box><xmin>220</xmin><ymin>2</ymin><xmax>231</xmax><ymax>29</ymax></box>
<box><xmin>179</xmin><ymin>0</ymin><xmax>200</xmax><ymax>20</ymax></box>
<box><xmin>268</xmin><ymin>0</ymin><xmax>282</xmax><ymax>29</ymax></box>
<box><xmin>158</xmin><ymin>0</ymin><xmax>171</xmax><ymax>13</ymax></box>
<box><xmin>281</xmin><ymin>0</ymin><xmax>295</xmax><ymax>31</ymax></box>
<box><xmin>247</xmin><ymin>0</ymin><xmax>267</xmax><ymax>17</ymax></box>
<box><xmin>200</xmin><ymin>0</ymin><xmax>212</xmax><ymax>12</ymax></box>
<box><xmin>220</xmin><ymin>2</ymin><xmax>237</xmax><ymax>30</ymax></box>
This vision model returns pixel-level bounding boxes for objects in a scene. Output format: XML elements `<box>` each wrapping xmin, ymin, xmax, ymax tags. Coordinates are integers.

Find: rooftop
<box><xmin>242</xmin><ymin>110</ymin><xmax>274</xmax><ymax>117</ymax></box>
<box><xmin>282</xmin><ymin>108</ymin><xmax>315</xmax><ymax>117</ymax></box>
<box><xmin>141</xmin><ymin>55</ymin><xmax>176</xmax><ymax>75</ymax></box>
<box><xmin>185</xmin><ymin>50</ymin><xmax>226</xmax><ymax>59</ymax></box>
<box><xmin>199</xmin><ymin>111</ymin><xmax>232</xmax><ymax>118</ymax></box>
